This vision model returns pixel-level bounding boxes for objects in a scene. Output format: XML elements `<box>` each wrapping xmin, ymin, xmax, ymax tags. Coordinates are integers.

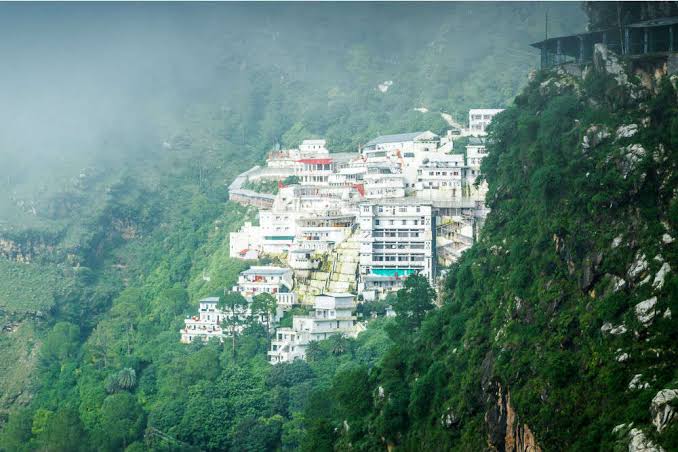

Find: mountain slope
<box><xmin>318</xmin><ymin>52</ymin><xmax>678</xmax><ymax>451</ymax></box>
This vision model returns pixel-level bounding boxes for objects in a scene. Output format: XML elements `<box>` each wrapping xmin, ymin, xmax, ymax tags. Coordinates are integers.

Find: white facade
<box><xmin>288</xmin><ymin>248</ymin><xmax>321</xmax><ymax>271</ymax></box>
<box><xmin>299</xmin><ymin>139</ymin><xmax>328</xmax><ymax>154</ymax></box>
<box><xmin>468</xmin><ymin>109</ymin><xmax>503</xmax><ymax>136</ymax></box>
<box><xmin>268</xmin><ymin>293</ymin><xmax>357</xmax><ymax>364</ymax></box>
<box><xmin>229</xmin><ymin>221</ymin><xmax>263</xmax><ymax>259</ymax></box>
<box><xmin>296</xmin><ymin>158</ymin><xmax>334</xmax><ymax>185</ymax></box>
<box><xmin>363</xmin><ymin>171</ymin><xmax>406</xmax><ymax>199</ymax></box>
<box><xmin>466</xmin><ymin>137</ymin><xmax>488</xmax><ymax>169</ymax></box>
<box><xmin>465</xmin><ymin>137</ymin><xmax>489</xmax><ymax>198</ymax></box>
<box><xmin>357</xmin><ymin>201</ymin><xmax>436</xmax><ymax>290</ymax></box>
<box><xmin>259</xmin><ymin>209</ymin><xmax>299</xmax><ymax>254</ymax></box>
<box><xmin>415</xmin><ymin>154</ymin><xmax>466</xmax><ymax>198</ymax></box>
<box><xmin>180</xmin><ymin>297</ymin><xmax>224</xmax><ymax>344</ymax></box>
<box><xmin>234</xmin><ymin>266</ymin><xmax>294</xmax><ymax>299</ymax></box>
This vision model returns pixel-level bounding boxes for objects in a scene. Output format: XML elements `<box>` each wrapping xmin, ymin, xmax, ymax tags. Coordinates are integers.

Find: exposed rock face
<box><xmin>629</xmin><ymin>374</ymin><xmax>650</xmax><ymax>391</ymax></box>
<box><xmin>581</xmin><ymin>125</ymin><xmax>611</xmax><ymax>151</ymax></box>
<box><xmin>650</xmin><ymin>389</ymin><xmax>678</xmax><ymax>433</ymax></box>
<box><xmin>616</xmin><ymin>124</ymin><xmax>639</xmax><ymax>139</ymax></box>
<box><xmin>635</xmin><ymin>297</ymin><xmax>658</xmax><ymax>326</ymax></box>
<box><xmin>628</xmin><ymin>253</ymin><xmax>649</xmax><ymax>281</ymax></box>
<box><xmin>619</xmin><ymin>144</ymin><xmax>647</xmax><ymax>179</ymax></box>
<box><xmin>652</xmin><ymin>263</ymin><xmax>671</xmax><ymax>290</ymax></box>
<box><xmin>579</xmin><ymin>251</ymin><xmax>603</xmax><ymax>291</ymax></box>
<box><xmin>485</xmin><ymin>382</ymin><xmax>542</xmax><ymax>452</ymax></box>
<box><xmin>594</xmin><ymin>44</ymin><xmax>629</xmax><ymax>84</ymax></box>
<box><xmin>628</xmin><ymin>428</ymin><xmax>665</xmax><ymax>452</ymax></box>
<box><xmin>602</xmin><ymin>322</ymin><xmax>628</xmax><ymax>335</ymax></box>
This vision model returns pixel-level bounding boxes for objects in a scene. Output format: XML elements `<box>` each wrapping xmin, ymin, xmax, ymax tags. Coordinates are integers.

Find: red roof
<box><xmin>297</xmin><ymin>158</ymin><xmax>333</xmax><ymax>165</ymax></box>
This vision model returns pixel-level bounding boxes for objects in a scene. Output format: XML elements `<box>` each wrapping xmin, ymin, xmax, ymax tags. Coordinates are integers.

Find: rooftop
<box><xmin>318</xmin><ymin>292</ymin><xmax>355</xmax><ymax>299</ymax></box>
<box><xmin>241</xmin><ymin>266</ymin><xmax>291</xmax><ymax>276</ymax></box>
<box><xmin>364</xmin><ymin>131</ymin><xmax>438</xmax><ymax>147</ymax></box>
<box><xmin>200</xmin><ymin>297</ymin><xmax>220</xmax><ymax>303</ymax></box>
<box><xmin>627</xmin><ymin>16</ymin><xmax>678</xmax><ymax>28</ymax></box>
<box><xmin>467</xmin><ymin>137</ymin><xmax>486</xmax><ymax>146</ymax></box>
<box><xmin>359</xmin><ymin>198</ymin><xmax>433</xmax><ymax>207</ymax></box>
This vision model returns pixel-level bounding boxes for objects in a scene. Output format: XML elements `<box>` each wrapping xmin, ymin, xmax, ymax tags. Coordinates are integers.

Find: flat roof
<box><xmin>469</xmin><ymin>108</ymin><xmax>504</xmax><ymax>114</ymax></box>
<box><xmin>359</xmin><ymin>198</ymin><xmax>433</xmax><ymax>206</ymax></box>
<box><xmin>318</xmin><ymin>292</ymin><xmax>355</xmax><ymax>298</ymax></box>
<box><xmin>365</xmin><ymin>131</ymin><xmax>439</xmax><ymax>147</ymax></box>
<box><xmin>627</xmin><ymin>16</ymin><xmax>678</xmax><ymax>28</ymax></box>
<box><xmin>530</xmin><ymin>28</ymin><xmax>614</xmax><ymax>49</ymax></box>
<box><xmin>200</xmin><ymin>297</ymin><xmax>220</xmax><ymax>303</ymax></box>
<box><xmin>241</xmin><ymin>266</ymin><xmax>290</xmax><ymax>276</ymax></box>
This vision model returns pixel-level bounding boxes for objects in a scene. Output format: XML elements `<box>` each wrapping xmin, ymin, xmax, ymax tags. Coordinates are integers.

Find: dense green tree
<box><xmin>250</xmin><ymin>292</ymin><xmax>277</xmax><ymax>337</ymax></box>
<box><xmin>219</xmin><ymin>292</ymin><xmax>249</xmax><ymax>357</ymax></box>
<box><xmin>40</xmin><ymin>322</ymin><xmax>81</xmax><ymax>366</ymax></box>
<box><xmin>97</xmin><ymin>393</ymin><xmax>146</xmax><ymax>451</ymax></box>
<box><xmin>392</xmin><ymin>274</ymin><xmax>436</xmax><ymax>332</ymax></box>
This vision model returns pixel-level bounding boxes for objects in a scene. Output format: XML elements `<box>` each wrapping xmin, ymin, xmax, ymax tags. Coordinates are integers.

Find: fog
<box><xmin>0</xmin><ymin>2</ymin><xmax>585</xmax><ymax>224</ymax></box>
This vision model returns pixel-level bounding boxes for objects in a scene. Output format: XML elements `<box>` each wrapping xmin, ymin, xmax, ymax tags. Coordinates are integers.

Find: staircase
<box><xmin>294</xmin><ymin>233</ymin><xmax>360</xmax><ymax>304</ymax></box>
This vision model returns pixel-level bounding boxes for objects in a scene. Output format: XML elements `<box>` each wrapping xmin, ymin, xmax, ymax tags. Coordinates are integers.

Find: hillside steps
<box><xmin>294</xmin><ymin>233</ymin><xmax>360</xmax><ymax>304</ymax></box>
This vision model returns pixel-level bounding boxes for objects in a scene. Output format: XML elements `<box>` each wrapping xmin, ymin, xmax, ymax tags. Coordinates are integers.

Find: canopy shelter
<box><xmin>532</xmin><ymin>17</ymin><xmax>678</xmax><ymax>69</ymax></box>
<box><xmin>625</xmin><ymin>16</ymin><xmax>678</xmax><ymax>55</ymax></box>
<box><xmin>531</xmin><ymin>28</ymin><xmax>621</xmax><ymax>68</ymax></box>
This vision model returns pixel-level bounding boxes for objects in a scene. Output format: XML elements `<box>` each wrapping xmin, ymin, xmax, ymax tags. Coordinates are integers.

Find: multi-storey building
<box><xmin>468</xmin><ymin>109</ymin><xmax>503</xmax><ymax>136</ymax></box>
<box><xmin>180</xmin><ymin>297</ymin><xmax>224</xmax><ymax>344</ymax></box>
<box><xmin>234</xmin><ymin>266</ymin><xmax>294</xmax><ymax>299</ymax></box>
<box><xmin>357</xmin><ymin>201</ymin><xmax>436</xmax><ymax>297</ymax></box>
<box><xmin>363</xmin><ymin>170</ymin><xmax>406</xmax><ymax>199</ymax></box>
<box><xmin>415</xmin><ymin>154</ymin><xmax>466</xmax><ymax>198</ymax></box>
<box><xmin>466</xmin><ymin>137</ymin><xmax>489</xmax><ymax>199</ymax></box>
<box><xmin>229</xmin><ymin>221</ymin><xmax>263</xmax><ymax>260</ymax></box>
<box><xmin>268</xmin><ymin>293</ymin><xmax>357</xmax><ymax>363</ymax></box>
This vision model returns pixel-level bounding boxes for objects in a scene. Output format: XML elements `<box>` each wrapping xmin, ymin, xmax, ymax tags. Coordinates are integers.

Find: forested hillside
<box><xmin>301</xmin><ymin>33</ymin><xmax>678</xmax><ymax>451</ymax></box>
<box><xmin>0</xmin><ymin>3</ymin><xmax>597</xmax><ymax>451</ymax></box>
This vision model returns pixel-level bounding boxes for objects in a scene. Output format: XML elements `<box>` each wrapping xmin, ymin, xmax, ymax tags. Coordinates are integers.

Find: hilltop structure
<box><xmin>357</xmin><ymin>200</ymin><xmax>435</xmax><ymax>299</ymax></box>
<box><xmin>268</xmin><ymin>293</ymin><xmax>357</xmax><ymax>363</ymax></box>
<box><xmin>226</xmin><ymin>109</ymin><xmax>500</xmax><ymax>304</ymax></box>
<box><xmin>531</xmin><ymin>16</ymin><xmax>678</xmax><ymax>74</ymax></box>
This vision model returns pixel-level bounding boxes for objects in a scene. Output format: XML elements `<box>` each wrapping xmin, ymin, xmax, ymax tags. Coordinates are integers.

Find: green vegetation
<box><xmin>10</xmin><ymin>3</ymin><xmax>661</xmax><ymax>451</ymax></box>
<box><xmin>296</xmin><ymin>60</ymin><xmax>678</xmax><ymax>450</ymax></box>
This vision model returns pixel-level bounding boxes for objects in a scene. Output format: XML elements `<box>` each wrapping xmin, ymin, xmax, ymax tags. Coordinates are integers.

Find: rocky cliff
<box><xmin>334</xmin><ymin>45</ymin><xmax>678</xmax><ymax>451</ymax></box>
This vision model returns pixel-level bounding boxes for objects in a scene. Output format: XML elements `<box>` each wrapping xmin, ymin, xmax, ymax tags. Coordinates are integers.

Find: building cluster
<box><xmin>268</xmin><ymin>293</ymin><xmax>358</xmax><ymax>363</ymax></box>
<box><xmin>180</xmin><ymin>266</ymin><xmax>294</xmax><ymax>344</ymax></box>
<box><xmin>184</xmin><ymin>108</ymin><xmax>503</xmax><ymax>362</ymax></box>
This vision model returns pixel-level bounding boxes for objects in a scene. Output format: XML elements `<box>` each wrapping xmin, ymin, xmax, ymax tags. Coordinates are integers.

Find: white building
<box><xmin>288</xmin><ymin>248</ymin><xmax>321</xmax><ymax>271</ymax></box>
<box><xmin>266</xmin><ymin>139</ymin><xmax>330</xmax><ymax>171</ymax></box>
<box><xmin>363</xmin><ymin>170</ymin><xmax>406</xmax><ymax>199</ymax></box>
<box><xmin>234</xmin><ymin>265</ymin><xmax>294</xmax><ymax>298</ymax></box>
<box><xmin>294</xmin><ymin>213</ymin><xmax>355</xmax><ymax>252</ymax></box>
<box><xmin>357</xmin><ymin>201</ymin><xmax>436</xmax><ymax>298</ymax></box>
<box><xmin>468</xmin><ymin>109</ymin><xmax>503</xmax><ymax>136</ymax></box>
<box><xmin>466</xmin><ymin>137</ymin><xmax>487</xmax><ymax>169</ymax></box>
<box><xmin>229</xmin><ymin>221</ymin><xmax>263</xmax><ymax>259</ymax></box>
<box><xmin>268</xmin><ymin>293</ymin><xmax>357</xmax><ymax>363</ymax></box>
<box><xmin>258</xmin><ymin>209</ymin><xmax>299</xmax><ymax>254</ymax></box>
<box><xmin>299</xmin><ymin>139</ymin><xmax>328</xmax><ymax>154</ymax></box>
<box><xmin>362</xmin><ymin>131</ymin><xmax>440</xmax><ymax>156</ymax></box>
<box><xmin>415</xmin><ymin>154</ymin><xmax>466</xmax><ymax>199</ymax></box>
<box><xmin>465</xmin><ymin>137</ymin><xmax>489</xmax><ymax>198</ymax></box>
<box><xmin>180</xmin><ymin>297</ymin><xmax>224</xmax><ymax>344</ymax></box>
<box><xmin>297</xmin><ymin>157</ymin><xmax>334</xmax><ymax>185</ymax></box>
